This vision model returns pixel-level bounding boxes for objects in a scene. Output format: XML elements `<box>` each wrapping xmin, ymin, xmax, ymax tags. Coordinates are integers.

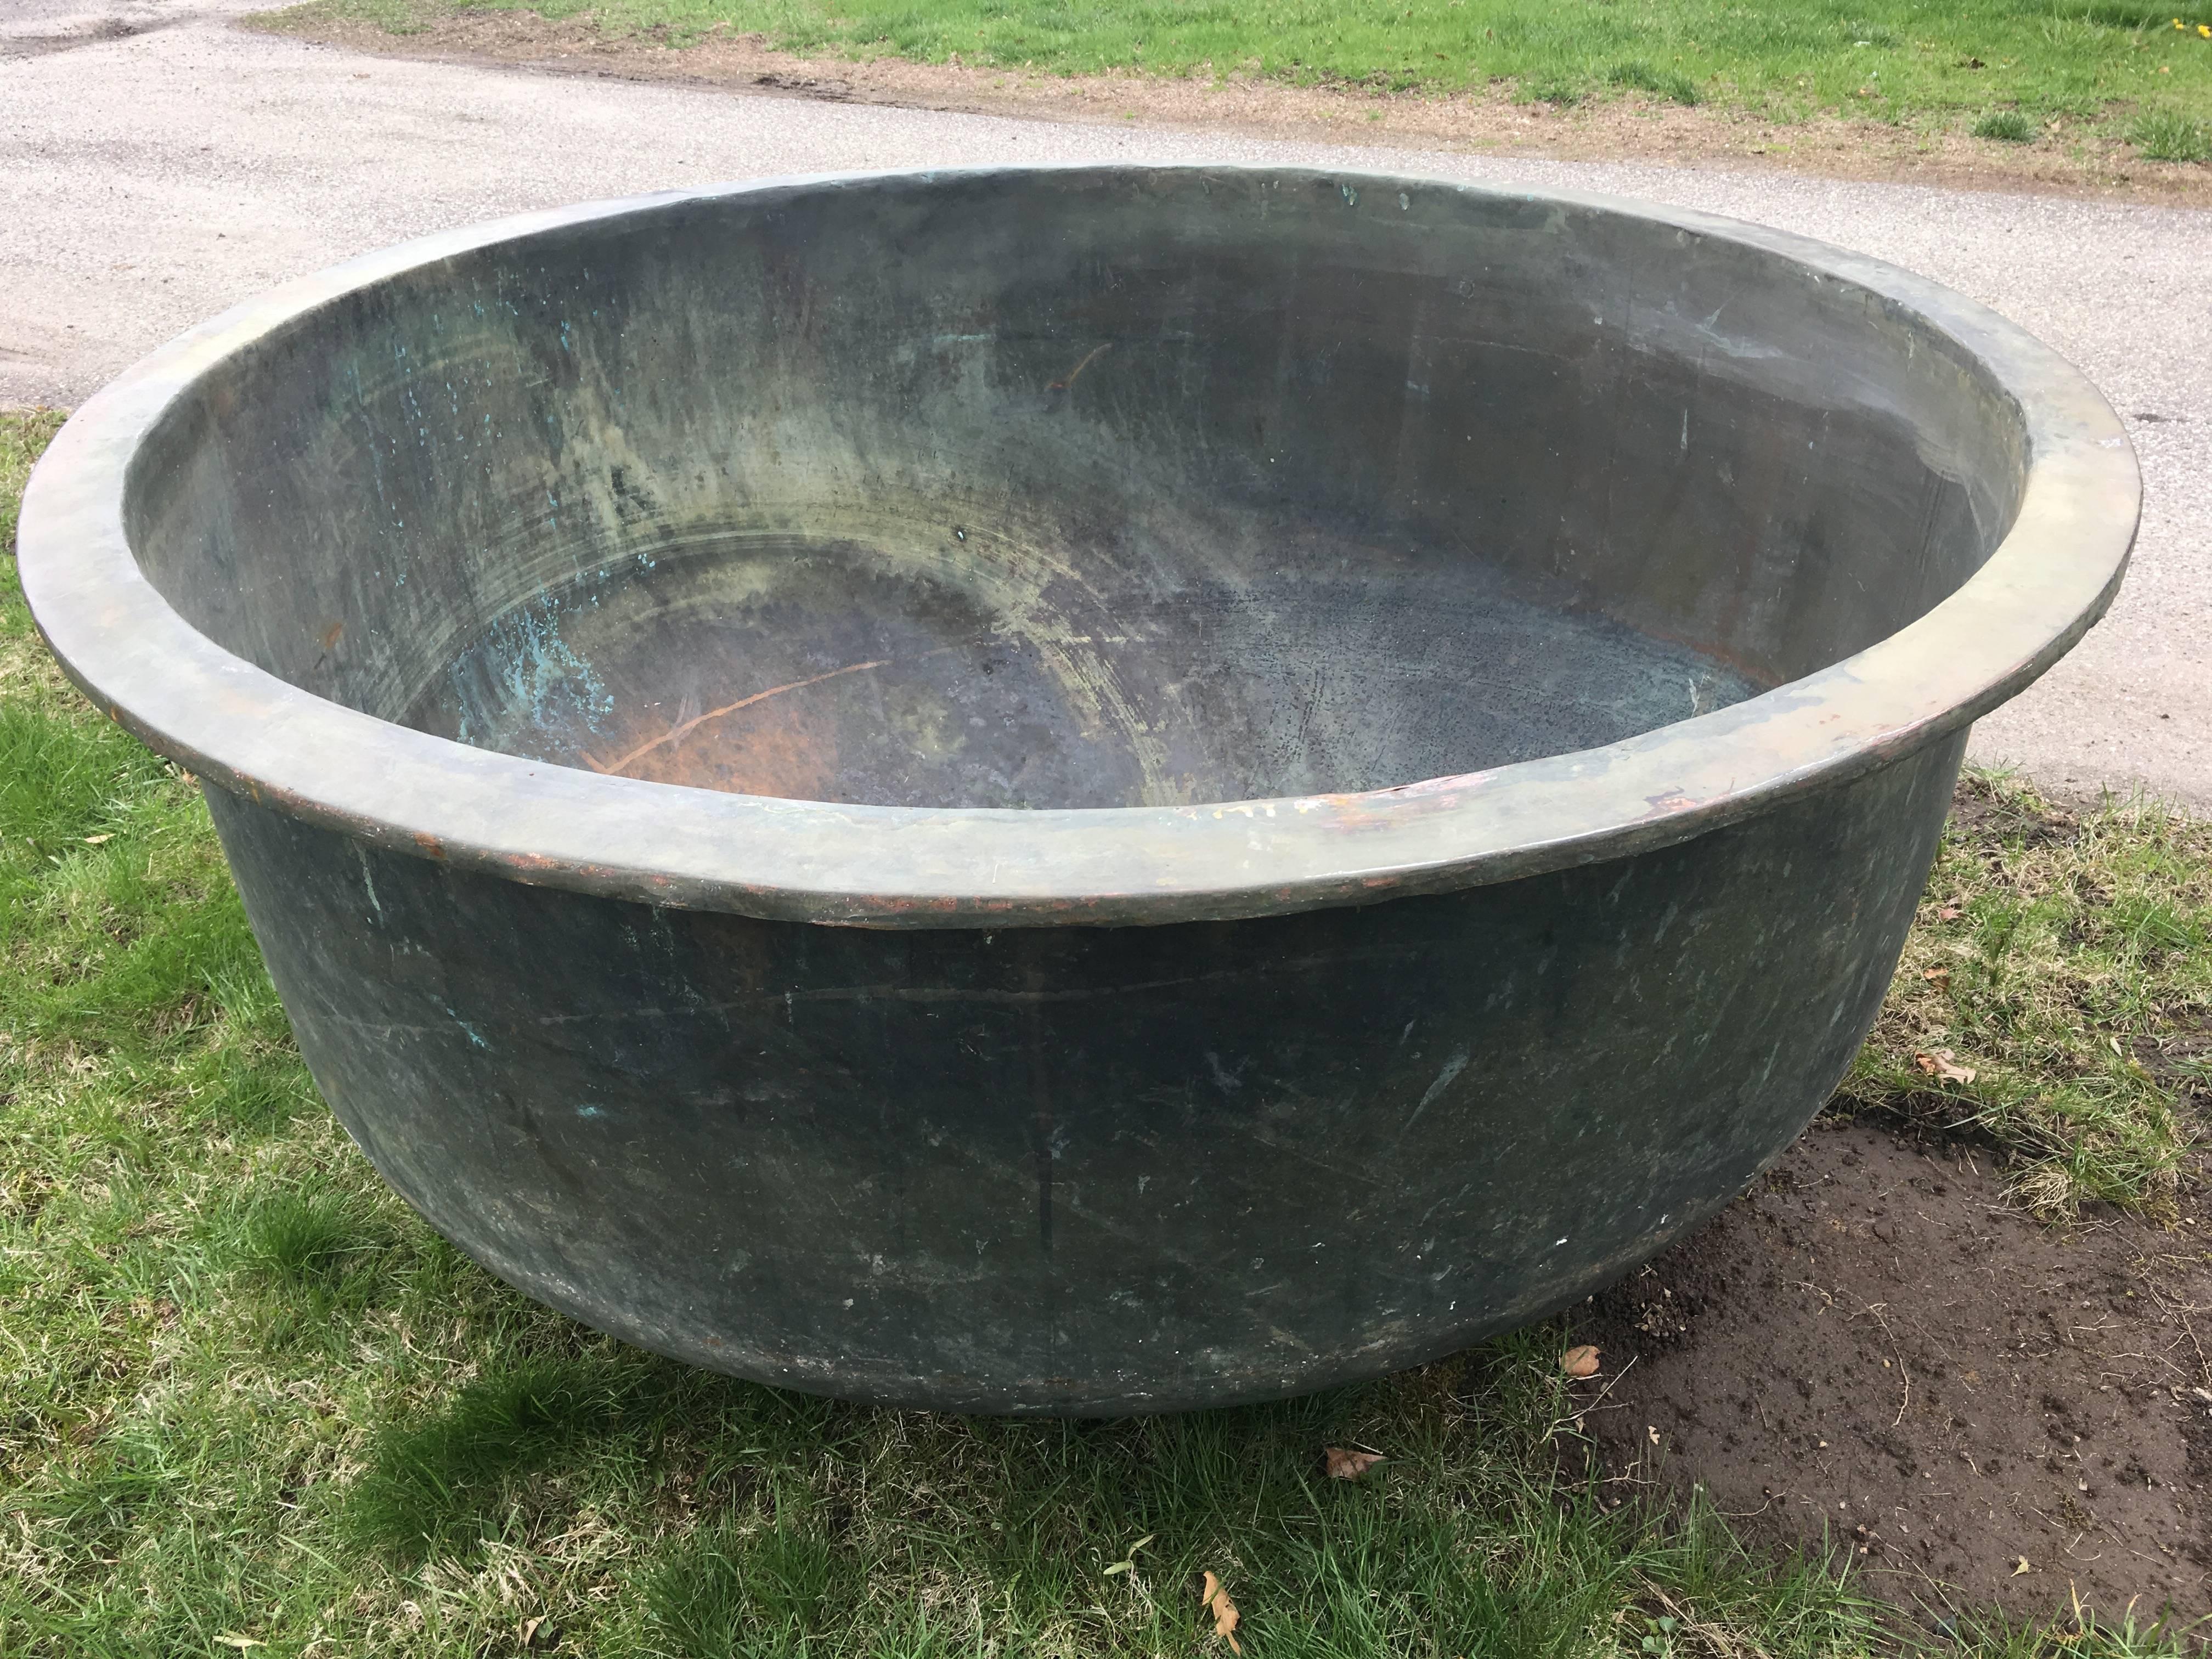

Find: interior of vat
<box><xmin>122</xmin><ymin>169</ymin><xmax>2032</xmax><ymax>812</ymax></box>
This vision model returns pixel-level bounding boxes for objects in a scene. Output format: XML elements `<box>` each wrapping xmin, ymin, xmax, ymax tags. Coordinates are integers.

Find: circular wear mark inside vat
<box><xmin>410</xmin><ymin>528</ymin><xmax>1765</xmax><ymax>809</ymax></box>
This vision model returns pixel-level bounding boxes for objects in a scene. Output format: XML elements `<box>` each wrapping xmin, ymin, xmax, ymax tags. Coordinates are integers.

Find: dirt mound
<box><xmin>1571</xmin><ymin>1116</ymin><xmax>2212</xmax><ymax>1633</ymax></box>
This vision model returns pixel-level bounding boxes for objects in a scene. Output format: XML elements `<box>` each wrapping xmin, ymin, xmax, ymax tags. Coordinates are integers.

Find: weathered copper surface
<box><xmin>18</xmin><ymin>168</ymin><xmax>2137</xmax><ymax>1411</ymax></box>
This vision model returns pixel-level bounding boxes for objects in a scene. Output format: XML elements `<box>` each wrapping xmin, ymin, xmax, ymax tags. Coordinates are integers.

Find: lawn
<box><xmin>268</xmin><ymin>0</ymin><xmax>2212</xmax><ymax>162</ymax></box>
<box><xmin>3</xmin><ymin>403</ymin><xmax>2209</xmax><ymax>1655</ymax></box>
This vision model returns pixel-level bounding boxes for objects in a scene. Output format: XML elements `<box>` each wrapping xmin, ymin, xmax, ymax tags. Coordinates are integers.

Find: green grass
<box><xmin>2</xmin><ymin>407</ymin><xmax>2207</xmax><ymax>1655</ymax></box>
<box><xmin>1607</xmin><ymin>59</ymin><xmax>1702</xmax><ymax>106</ymax></box>
<box><xmin>2129</xmin><ymin>104</ymin><xmax>2212</xmax><ymax>154</ymax></box>
<box><xmin>1843</xmin><ymin>773</ymin><xmax>2212</xmax><ymax>1221</ymax></box>
<box><xmin>262</xmin><ymin>0</ymin><xmax>2212</xmax><ymax>159</ymax></box>
<box><xmin>1972</xmin><ymin>106</ymin><xmax>2036</xmax><ymax>137</ymax></box>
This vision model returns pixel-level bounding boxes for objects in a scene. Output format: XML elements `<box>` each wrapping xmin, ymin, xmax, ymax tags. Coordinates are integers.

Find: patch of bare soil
<box><xmin>1570</xmin><ymin>1116</ymin><xmax>2212</xmax><ymax>1634</ymax></box>
<box><xmin>258</xmin><ymin>8</ymin><xmax>2212</xmax><ymax>210</ymax></box>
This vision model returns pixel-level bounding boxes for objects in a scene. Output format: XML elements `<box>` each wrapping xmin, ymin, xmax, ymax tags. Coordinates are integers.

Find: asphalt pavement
<box><xmin>4</xmin><ymin>0</ymin><xmax>2205</xmax><ymax>805</ymax></box>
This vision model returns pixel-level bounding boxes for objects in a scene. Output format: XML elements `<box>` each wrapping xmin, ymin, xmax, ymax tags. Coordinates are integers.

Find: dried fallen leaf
<box><xmin>1324</xmin><ymin>1446</ymin><xmax>1384</xmax><ymax>1480</ymax></box>
<box><xmin>1914</xmin><ymin>1048</ymin><xmax>1977</xmax><ymax>1084</ymax></box>
<box><xmin>1921</xmin><ymin>967</ymin><xmax>1950</xmax><ymax>983</ymax></box>
<box><xmin>522</xmin><ymin>1616</ymin><xmax>545</xmax><ymax>1648</ymax></box>
<box><xmin>1561</xmin><ymin>1344</ymin><xmax>1601</xmax><ymax>1378</ymax></box>
<box><xmin>1647</xmin><ymin>1425</ymin><xmax>1661</xmax><ymax>1445</ymax></box>
<box><xmin>82</xmin><ymin>834</ymin><xmax>112</xmax><ymax>845</ymax></box>
<box><xmin>1201</xmin><ymin>1571</ymin><xmax>1243</xmax><ymax>1653</ymax></box>
<box><xmin>2012</xmin><ymin>1556</ymin><xmax>2033</xmax><ymax>1576</ymax></box>
<box><xmin>1937</xmin><ymin>904</ymin><xmax>1963</xmax><ymax>921</ymax></box>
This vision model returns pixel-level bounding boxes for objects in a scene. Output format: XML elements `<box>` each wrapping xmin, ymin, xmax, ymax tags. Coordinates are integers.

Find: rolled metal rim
<box><xmin>18</xmin><ymin>166</ymin><xmax>2140</xmax><ymax>928</ymax></box>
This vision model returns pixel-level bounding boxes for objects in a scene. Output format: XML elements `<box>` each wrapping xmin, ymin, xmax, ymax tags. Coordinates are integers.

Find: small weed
<box><xmin>1609</xmin><ymin>59</ymin><xmax>1703</xmax><ymax>103</ymax></box>
<box><xmin>2074</xmin><ymin>1</ymin><xmax>2177</xmax><ymax>26</ymax></box>
<box><xmin>2131</xmin><ymin>108</ymin><xmax>2212</xmax><ymax>159</ymax></box>
<box><xmin>197</xmin><ymin>1049</ymin><xmax>318</xmax><ymax>1131</ymax></box>
<box><xmin>342</xmin><ymin>1356</ymin><xmax>656</xmax><ymax>1559</ymax></box>
<box><xmin>1525</xmin><ymin>76</ymin><xmax>1583</xmax><ymax>105</ymax></box>
<box><xmin>644</xmin><ymin>1518</ymin><xmax>850</xmax><ymax>1656</ymax></box>
<box><xmin>1973</xmin><ymin>107</ymin><xmax>2035</xmax><ymax>139</ymax></box>
<box><xmin>235</xmin><ymin>1188</ymin><xmax>379</xmax><ymax>1284</ymax></box>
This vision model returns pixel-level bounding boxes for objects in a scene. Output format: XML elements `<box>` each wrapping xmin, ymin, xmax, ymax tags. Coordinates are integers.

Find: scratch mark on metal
<box><xmin>1046</xmin><ymin>343</ymin><xmax>1111</xmax><ymax>392</ymax></box>
<box><xmin>584</xmin><ymin>657</ymin><xmax>890</xmax><ymax>776</ymax></box>
<box><xmin>1398</xmin><ymin>1049</ymin><xmax>1470</xmax><ymax>1139</ymax></box>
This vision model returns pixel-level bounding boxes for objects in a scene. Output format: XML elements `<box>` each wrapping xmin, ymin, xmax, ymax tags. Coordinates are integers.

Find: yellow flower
<box><xmin>2200</xmin><ymin>22</ymin><xmax>2210</xmax><ymax>35</ymax></box>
